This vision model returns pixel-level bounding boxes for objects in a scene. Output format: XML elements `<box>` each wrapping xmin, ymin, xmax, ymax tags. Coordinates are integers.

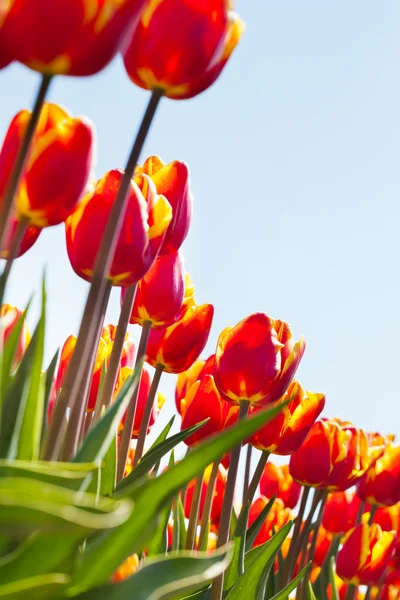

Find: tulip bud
<box><xmin>123</xmin><ymin>1</ymin><xmax>244</xmax><ymax>100</ymax></box>
<box><xmin>214</xmin><ymin>313</ymin><xmax>305</xmax><ymax>407</ymax></box>
<box><xmin>137</xmin><ymin>156</ymin><xmax>193</xmax><ymax>254</ymax></box>
<box><xmin>66</xmin><ymin>169</ymin><xmax>172</xmax><ymax>286</ymax></box>
<box><xmin>146</xmin><ymin>303</ymin><xmax>214</xmax><ymax>373</ymax></box>
<box><xmin>322</xmin><ymin>490</ymin><xmax>368</xmax><ymax>534</ymax></box>
<box><xmin>336</xmin><ymin>524</ymin><xmax>397</xmax><ymax>586</ymax></box>
<box><xmin>0</xmin><ymin>303</ymin><xmax>30</xmax><ymax>367</ymax></box>
<box><xmin>357</xmin><ymin>444</ymin><xmax>400</xmax><ymax>507</ymax></box>
<box><xmin>175</xmin><ymin>355</ymin><xmax>215</xmax><ymax>415</ymax></box>
<box><xmin>0</xmin><ymin>0</ymin><xmax>148</xmax><ymax>76</ymax></box>
<box><xmin>259</xmin><ymin>463</ymin><xmax>302</xmax><ymax>510</ymax></box>
<box><xmin>123</xmin><ymin>250</ymin><xmax>185</xmax><ymax>328</ymax></box>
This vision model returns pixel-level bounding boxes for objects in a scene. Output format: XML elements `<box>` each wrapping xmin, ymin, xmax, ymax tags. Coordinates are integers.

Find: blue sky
<box><xmin>2</xmin><ymin>0</ymin><xmax>400</xmax><ymax>463</ymax></box>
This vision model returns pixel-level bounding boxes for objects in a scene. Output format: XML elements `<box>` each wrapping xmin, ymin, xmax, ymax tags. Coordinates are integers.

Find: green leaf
<box><xmin>198</xmin><ymin>521</ymin><xmax>210</xmax><ymax>553</ymax></box>
<box><xmin>0</xmin><ymin>573</ymin><xmax>69</xmax><ymax>599</ymax></box>
<box><xmin>117</xmin><ymin>418</ymin><xmax>209</xmax><ymax>492</ymax></box>
<box><xmin>148</xmin><ymin>450</ymin><xmax>175</xmax><ymax>557</ymax></box>
<box><xmin>0</xmin><ymin>477</ymin><xmax>132</xmax><ymax>535</ymax></box>
<box><xmin>148</xmin><ymin>416</ymin><xmax>175</xmax><ymax>451</ymax></box>
<box><xmin>0</xmin><ymin>300</ymin><xmax>31</xmax><ymax>406</ymax></box>
<box><xmin>73</xmin><ymin>364</ymin><xmax>141</xmax><ymax>466</ymax></box>
<box><xmin>70</xmin><ymin>399</ymin><xmax>286</xmax><ymax>594</ymax></box>
<box><xmin>305</xmin><ymin>581</ymin><xmax>317</xmax><ymax>600</ymax></box>
<box><xmin>15</xmin><ymin>280</ymin><xmax>46</xmax><ymax>460</ymax></box>
<box><xmin>172</xmin><ymin>494</ymin><xmax>186</xmax><ymax>551</ymax></box>
<box><xmin>224</xmin><ymin>503</ymin><xmax>249</xmax><ymax>591</ymax></box>
<box><xmin>328</xmin><ymin>557</ymin><xmax>340</xmax><ymax>600</ymax></box>
<box><xmin>73</xmin><ymin>547</ymin><xmax>231</xmax><ymax>600</ymax></box>
<box><xmin>40</xmin><ymin>350</ymin><xmax>59</xmax><ymax>446</ymax></box>
<box><xmin>268</xmin><ymin>563</ymin><xmax>311</xmax><ymax>600</ymax></box>
<box><xmin>0</xmin><ymin>459</ymin><xmax>97</xmax><ymax>491</ymax></box>
<box><xmin>245</xmin><ymin>496</ymin><xmax>276</xmax><ymax>551</ymax></box>
<box><xmin>226</xmin><ymin>522</ymin><xmax>293</xmax><ymax>600</ymax></box>
<box><xmin>312</xmin><ymin>535</ymin><xmax>341</xmax><ymax>599</ymax></box>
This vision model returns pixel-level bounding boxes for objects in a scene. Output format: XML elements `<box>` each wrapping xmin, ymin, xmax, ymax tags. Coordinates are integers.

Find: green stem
<box><xmin>93</xmin><ymin>283</ymin><xmax>137</xmax><ymax>424</ymax></box>
<box><xmin>356</xmin><ymin>500</ymin><xmax>366</xmax><ymax>525</ymax></box>
<box><xmin>241</xmin><ymin>450</ymin><xmax>270</xmax><ymax>515</ymax></box>
<box><xmin>117</xmin><ymin>320</ymin><xmax>152</xmax><ymax>481</ymax></box>
<box><xmin>133</xmin><ymin>363</ymin><xmax>163</xmax><ymax>465</ymax></box>
<box><xmin>344</xmin><ymin>584</ymin><xmax>357</xmax><ymax>600</ymax></box>
<box><xmin>0</xmin><ymin>74</ymin><xmax>52</xmax><ymax>250</ymax></box>
<box><xmin>364</xmin><ymin>588</ymin><xmax>372</xmax><ymax>600</ymax></box>
<box><xmin>211</xmin><ymin>400</ymin><xmax>249</xmax><ymax>600</ymax></box>
<box><xmin>368</xmin><ymin>505</ymin><xmax>377</xmax><ymax>525</ymax></box>
<box><xmin>185</xmin><ymin>472</ymin><xmax>204</xmax><ymax>551</ymax></box>
<box><xmin>242</xmin><ymin>444</ymin><xmax>252</xmax><ymax>504</ymax></box>
<box><xmin>44</xmin><ymin>89</ymin><xmax>162</xmax><ymax>461</ymax></box>
<box><xmin>281</xmin><ymin>486</ymin><xmax>310</xmax><ymax>587</ymax></box>
<box><xmin>198</xmin><ymin>461</ymin><xmax>220</xmax><ymax>551</ymax></box>
<box><xmin>0</xmin><ymin>218</ymin><xmax>28</xmax><ymax>305</ymax></box>
<box><xmin>304</xmin><ymin>491</ymin><xmax>328</xmax><ymax>568</ymax></box>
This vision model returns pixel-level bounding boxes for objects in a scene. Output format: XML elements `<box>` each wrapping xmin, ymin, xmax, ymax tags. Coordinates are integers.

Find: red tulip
<box><xmin>123</xmin><ymin>1</ymin><xmax>244</xmax><ymax>100</ymax></box>
<box><xmin>357</xmin><ymin>444</ymin><xmax>400</xmax><ymax>507</ymax></box>
<box><xmin>175</xmin><ymin>355</ymin><xmax>215</xmax><ymax>415</ymax></box>
<box><xmin>0</xmin><ymin>303</ymin><xmax>30</xmax><ymax>367</ymax></box>
<box><xmin>323</xmin><ymin>490</ymin><xmax>368</xmax><ymax>534</ymax></box>
<box><xmin>65</xmin><ymin>169</ymin><xmax>172</xmax><ymax>286</ymax></box>
<box><xmin>184</xmin><ymin>464</ymin><xmax>227</xmax><ymax>526</ymax></box>
<box><xmin>248</xmin><ymin>497</ymin><xmax>292</xmax><ymax>547</ymax></box>
<box><xmin>259</xmin><ymin>463</ymin><xmax>302</xmax><ymax>509</ymax></box>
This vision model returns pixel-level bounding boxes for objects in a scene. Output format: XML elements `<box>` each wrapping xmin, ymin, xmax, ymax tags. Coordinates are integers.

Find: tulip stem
<box><xmin>117</xmin><ymin>320</ymin><xmax>152</xmax><ymax>481</ymax></box>
<box><xmin>133</xmin><ymin>363</ymin><xmax>163</xmax><ymax>466</ymax></box>
<box><xmin>356</xmin><ymin>500</ymin><xmax>366</xmax><ymax>525</ymax></box>
<box><xmin>242</xmin><ymin>445</ymin><xmax>252</xmax><ymax>504</ymax></box>
<box><xmin>44</xmin><ymin>89</ymin><xmax>162</xmax><ymax>461</ymax></box>
<box><xmin>281</xmin><ymin>486</ymin><xmax>310</xmax><ymax>587</ymax></box>
<box><xmin>185</xmin><ymin>472</ymin><xmax>204</xmax><ymax>551</ymax></box>
<box><xmin>240</xmin><ymin>450</ymin><xmax>270</xmax><ymax>519</ymax></box>
<box><xmin>93</xmin><ymin>283</ymin><xmax>138</xmax><ymax>425</ymax></box>
<box><xmin>0</xmin><ymin>74</ymin><xmax>52</xmax><ymax>251</ymax></box>
<box><xmin>368</xmin><ymin>505</ymin><xmax>377</xmax><ymax>525</ymax></box>
<box><xmin>211</xmin><ymin>400</ymin><xmax>249</xmax><ymax>600</ymax></box>
<box><xmin>364</xmin><ymin>589</ymin><xmax>372</xmax><ymax>600</ymax></box>
<box><xmin>198</xmin><ymin>461</ymin><xmax>220</xmax><ymax>551</ymax></box>
<box><xmin>0</xmin><ymin>218</ymin><xmax>28</xmax><ymax>305</ymax></box>
<box><xmin>344</xmin><ymin>585</ymin><xmax>357</xmax><ymax>600</ymax></box>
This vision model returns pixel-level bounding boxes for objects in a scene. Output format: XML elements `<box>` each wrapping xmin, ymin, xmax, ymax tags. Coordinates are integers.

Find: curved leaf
<box><xmin>0</xmin><ymin>573</ymin><xmax>69</xmax><ymax>599</ymax></box>
<box><xmin>268</xmin><ymin>563</ymin><xmax>311</xmax><ymax>600</ymax></box>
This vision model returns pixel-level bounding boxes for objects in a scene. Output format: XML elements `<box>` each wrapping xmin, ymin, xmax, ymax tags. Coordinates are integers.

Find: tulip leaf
<box><xmin>328</xmin><ymin>557</ymin><xmax>340</xmax><ymax>600</ymax></box>
<box><xmin>245</xmin><ymin>495</ymin><xmax>276</xmax><ymax>551</ymax></box>
<box><xmin>73</xmin><ymin>548</ymin><xmax>232</xmax><ymax>600</ymax></box>
<box><xmin>0</xmin><ymin>300</ymin><xmax>31</xmax><ymax>406</ymax></box>
<box><xmin>148</xmin><ymin>415</ymin><xmax>175</xmax><ymax>451</ymax></box>
<box><xmin>312</xmin><ymin>535</ymin><xmax>341</xmax><ymax>599</ymax></box>
<box><xmin>305</xmin><ymin>581</ymin><xmax>317</xmax><ymax>600</ymax></box>
<box><xmin>0</xmin><ymin>459</ymin><xmax>97</xmax><ymax>491</ymax></box>
<box><xmin>172</xmin><ymin>493</ymin><xmax>187</xmax><ymax>551</ymax></box>
<box><xmin>116</xmin><ymin>418</ymin><xmax>209</xmax><ymax>491</ymax></box>
<box><xmin>0</xmin><ymin>573</ymin><xmax>69</xmax><ymax>599</ymax></box>
<box><xmin>226</xmin><ymin>521</ymin><xmax>293</xmax><ymax>600</ymax></box>
<box><xmin>70</xmin><ymin>400</ymin><xmax>286</xmax><ymax>593</ymax></box>
<box><xmin>40</xmin><ymin>349</ymin><xmax>59</xmax><ymax>445</ymax></box>
<box><xmin>224</xmin><ymin>502</ymin><xmax>250</xmax><ymax>591</ymax></box>
<box><xmin>268</xmin><ymin>563</ymin><xmax>311</xmax><ymax>600</ymax></box>
<box><xmin>147</xmin><ymin>450</ymin><xmax>175</xmax><ymax>557</ymax></box>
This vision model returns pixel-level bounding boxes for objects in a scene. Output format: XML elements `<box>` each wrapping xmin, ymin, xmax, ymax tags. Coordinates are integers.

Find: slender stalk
<box><xmin>0</xmin><ymin>74</ymin><xmax>52</xmax><ymax>250</ymax></box>
<box><xmin>117</xmin><ymin>320</ymin><xmax>152</xmax><ymax>481</ymax></box>
<box><xmin>241</xmin><ymin>450</ymin><xmax>270</xmax><ymax>514</ymax></box>
<box><xmin>93</xmin><ymin>283</ymin><xmax>138</xmax><ymax>424</ymax></box>
<box><xmin>185</xmin><ymin>472</ymin><xmax>204</xmax><ymax>551</ymax></box>
<box><xmin>0</xmin><ymin>218</ymin><xmax>28</xmax><ymax>305</ymax></box>
<box><xmin>60</xmin><ymin>283</ymin><xmax>111</xmax><ymax>460</ymax></box>
<box><xmin>356</xmin><ymin>500</ymin><xmax>366</xmax><ymax>525</ymax></box>
<box><xmin>304</xmin><ymin>491</ymin><xmax>328</xmax><ymax>573</ymax></box>
<box><xmin>211</xmin><ymin>400</ymin><xmax>249</xmax><ymax>600</ymax></box>
<box><xmin>44</xmin><ymin>90</ymin><xmax>162</xmax><ymax>461</ymax></box>
<box><xmin>198</xmin><ymin>461</ymin><xmax>220</xmax><ymax>551</ymax></box>
<box><xmin>368</xmin><ymin>505</ymin><xmax>377</xmax><ymax>525</ymax></box>
<box><xmin>364</xmin><ymin>589</ymin><xmax>372</xmax><ymax>600</ymax></box>
<box><xmin>242</xmin><ymin>445</ymin><xmax>252</xmax><ymax>504</ymax></box>
<box><xmin>80</xmin><ymin>412</ymin><xmax>93</xmax><ymax>445</ymax></box>
<box><xmin>281</xmin><ymin>486</ymin><xmax>310</xmax><ymax>587</ymax></box>
<box><xmin>344</xmin><ymin>585</ymin><xmax>357</xmax><ymax>600</ymax></box>
<box><xmin>133</xmin><ymin>363</ymin><xmax>163</xmax><ymax>465</ymax></box>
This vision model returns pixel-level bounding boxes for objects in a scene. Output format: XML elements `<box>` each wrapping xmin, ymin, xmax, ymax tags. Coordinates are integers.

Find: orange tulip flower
<box><xmin>146</xmin><ymin>303</ymin><xmax>214</xmax><ymax>374</ymax></box>
<box><xmin>249</xmin><ymin>380</ymin><xmax>325</xmax><ymax>455</ymax></box>
<box><xmin>323</xmin><ymin>490</ymin><xmax>368</xmax><ymax>534</ymax></box>
<box><xmin>123</xmin><ymin>250</ymin><xmax>185</xmax><ymax>328</ymax></box>
<box><xmin>136</xmin><ymin>156</ymin><xmax>193</xmax><ymax>254</ymax></box>
<box><xmin>0</xmin><ymin>218</ymin><xmax>41</xmax><ymax>259</ymax></box>
<box><xmin>357</xmin><ymin>444</ymin><xmax>400</xmax><ymax>507</ymax></box>
<box><xmin>336</xmin><ymin>524</ymin><xmax>397</xmax><ymax>586</ymax></box>
<box><xmin>0</xmin><ymin>304</ymin><xmax>30</xmax><ymax>367</ymax></box>
<box><xmin>0</xmin><ymin>103</ymin><xmax>93</xmax><ymax>229</ymax></box>
<box><xmin>214</xmin><ymin>313</ymin><xmax>305</xmax><ymax>407</ymax></box>
<box><xmin>112</xmin><ymin>553</ymin><xmax>139</xmax><ymax>583</ymax></box>
<box><xmin>290</xmin><ymin>419</ymin><xmax>384</xmax><ymax>491</ymax></box>
<box><xmin>0</xmin><ymin>0</ymin><xmax>147</xmax><ymax>76</ymax></box>
<box><xmin>117</xmin><ymin>365</ymin><xmax>165</xmax><ymax>439</ymax></box>
<box><xmin>259</xmin><ymin>463</ymin><xmax>302</xmax><ymax>510</ymax></box>
<box><xmin>65</xmin><ymin>169</ymin><xmax>172</xmax><ymax>286</ymax></box>
<box><xmin>123</xmin><ymin>1</ymin><xmax>244</xmax><ymax>100</ymax></box>
<box><xmin>175</xmin><ymin>355</ymin><xmax>215</xmax><ymax>415</ymax></box>
<box><xmin>184</xmin><ymin>464</ymin><xmax>227</xmax><ymax>526</ymax></box>
<box><xmin>248</xmin><ymin>497</ymin><xmax>292</xmax><ymax>547</ymax></box>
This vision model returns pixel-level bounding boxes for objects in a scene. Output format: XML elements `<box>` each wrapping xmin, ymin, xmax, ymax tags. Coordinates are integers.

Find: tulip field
<box><xmin>0</xmin><ymin>2</ymin><xmax>398</xmax><ymax>600</ymax></box>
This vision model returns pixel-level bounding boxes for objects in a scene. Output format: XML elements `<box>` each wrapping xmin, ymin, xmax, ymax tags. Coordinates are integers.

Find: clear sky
<box><xmin>2</xmin><ymin>0</ymin><xmax>400</xmax><ymax>465</ymax></box>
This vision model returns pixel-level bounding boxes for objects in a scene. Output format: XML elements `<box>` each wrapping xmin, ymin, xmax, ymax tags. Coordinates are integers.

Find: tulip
<box><xmin>146</xmin><ymin>303</ymin><xmax>214</xmax><ymax>373</ymax></box>
<box><xmin>123</xmin><ymin>250</ymin><xmax>185</xmax><ymax>328</ymax></box>
<box><xmin>0</xmin><ymin>103</ymin><xmax>93</xmax><ymax>229</ymax></box>
<box><xmin>290</xmin><ymin>419</ymin><xmax>384</xmax><ymax>491</ymax></box>
<box><xmin>323</xmin><ymin>490</ymin><xmax>368</xmax><ymax>534</ymax></box>
<box><xmin>117</xmin><ymin>366</ymin><xmax>165</xmax><ymax>439</ymax></box>
<box><xmin>184</xmin><ymin>464</ymin><xmax>227</xmax><ymax>527</ymax></box>
<box><xmin>249</xmin><ymin>380</ymin><xmax>325</xmax><ymax>455</ymax></box>
<box><xmin>259</xmin><ymin>463</ymin><xmax>301</xmax><ymax>509</ymax></box>
<box><xmin>214</xmin><ymin>313</ymin><xmax>305</xmax><ymax>407</ymax></box>
<box><xmin>357</xmin><ymin>444</ymin><xmax>400</xmax><ymax>507</ymax></box>
<box><xmin>0</xmin><ymin>303</ymin><xmax>30</xmax><ymax>366</ymax></box>
<box><xmin>336</xmin><ymin>524</ymin><xmax>397</xmax><ymax>586</ymax></box>
<box><xmin>0</xmin><ymin>218</ymin><xmax>41</xmax><ymax>259</ymax></box>
<box><xmin>175</xmin><ymin>355</ymin><xmax>215</xmax><ymax>415</ymax></box>
<box><xmin>136</xmin><ymin>156</ymin><xmax>193</xmax><ymax>254</ymax></box>
<box><xmin>112</xmin><ymin>553</ymin><xmax>139</xmax><ymax>583</ymax></box>
<box><xmin>123</xmin><ymin>1</ymin><xmax>244</xmax><ymax>100</ymax></box>
<box><xmin>312</xmin><ymin>525</ymin><xmax>333</xmax><ymax>568</ymax></box>
<box><xmin>66</xmin><ymin>169</ymin><xmax>172</xmax><ymax>286</ymax></box>
<box><xmin>375</xmin><ymin>503</ymin><xmax>400</xmax><ymax>534</ymax></box>
<box><xmin>0</xmin><ymin>0</ymin><xmax>147</xmax><ymax>76</ymax></box>
<box><xmin>248</xmin><ymin>497</ymin><xmax>292</xmax><ymax>547</ymax></box>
